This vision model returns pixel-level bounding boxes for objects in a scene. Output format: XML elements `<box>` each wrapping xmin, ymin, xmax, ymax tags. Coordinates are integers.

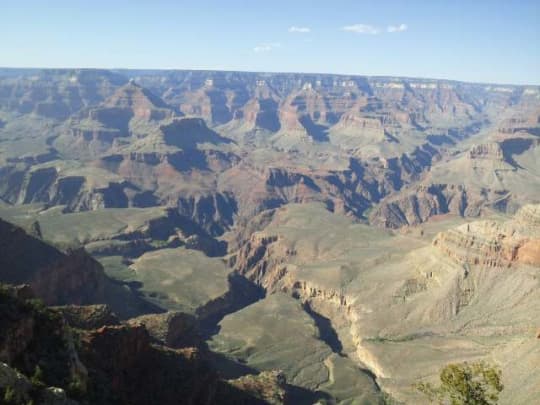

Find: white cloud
<box><xmin>342</xmin><ymin>24</ymin><xmax>380</xmax><ymax>35</ymax></box>
<box><xmin>288</xmin><ymin>26</ymin><xmax>311</xmax><ymax>33</ymax></box>
<box><xmin>253</xmin><ymin>42</ymin><xmax>281</xmax><ymax>53</ymax></box>
<box><xmin>387</xmin><ymin>24</ymin><xmax>408</xmax><ymax>33</ymax></box>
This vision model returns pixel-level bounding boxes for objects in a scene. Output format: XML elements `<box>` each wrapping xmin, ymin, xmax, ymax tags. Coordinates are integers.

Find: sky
<box><xmin>1</xmin><ymin>0</ymin><xmax>539</xmax><ymax>85</ymax></box>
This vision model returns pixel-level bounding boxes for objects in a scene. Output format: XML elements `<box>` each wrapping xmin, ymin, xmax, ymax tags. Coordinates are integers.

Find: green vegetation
<box><xmin>0</xmin><ymin>204</ymin><xmax>168</xmax><ymax>247</ymax></box>
<box><xmin>415</xmin><ymin>361</ymin><xmax>503</xmax><ymax>405</ymax></box>
<box><xmin>381</xmin><ymin>391</ymin><xmax>404</xmax><ymax>405</ymax></box>
<box><xmin>2</xmin><ymin>386</ymin><xmax>17</xmax><ymax>404</ymax></box>
<box><xmin>0</xmin><ymin>285</ymin><xmax>72</xmax><ymax>394</ymax></box>
<box><xmin>129</xmin><ymin>247</ymin><xmax>231</xmax><ymax>313</ymax></box>
<box><xmin>66</xmin><ymin>373</ymin><xmax>87</xmax><ymax>399</ymax></box>
<box><xmin>365</xmin><ymin>331</ymin><xmax>434</xmax><ymax>343</ymax></box>
<box><xmin>30</xmin><ymin>366</ymin><xmax>45</xmax><ymax>390</ymax></box>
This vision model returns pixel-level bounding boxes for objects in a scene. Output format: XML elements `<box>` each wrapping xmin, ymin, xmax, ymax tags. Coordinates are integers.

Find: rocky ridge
<box><xmin>0</xmin><ymin>283</ymin><xmax>290</xmax><ymax>404</ymax></box>
<box><xmin>432</xmin><ymin>206</ymin><xmax>540</xmax><ymax>267</ymax></box>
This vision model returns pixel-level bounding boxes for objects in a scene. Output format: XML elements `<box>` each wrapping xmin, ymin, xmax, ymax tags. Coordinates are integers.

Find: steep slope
<box><xmin>227</xmin><ymin>203</ymin><xmax>540</xmax><ymax>404</ymax></box>
<box><xmin>0</xmin><ymin>216</ymin><xmax>164</xmax><ymax>318</ymax></box>
<box><xmin>0</xmin><ymin>217</ymin><xmax>105</xmax><ymax>305</ymax></box>
<box><xmin>370</xmin><ymin>107</ymin><xmax>540</xmax><ymax>228</ymax></box>
<box><xmin>2</xmin><ymin>69</ymin><xmax>540</xmax><ymax>236</ymax></box>
<box><xmin>0</xmin><ymin>284</ymin><xmax>288</xmax><ymax>405</ymax></box>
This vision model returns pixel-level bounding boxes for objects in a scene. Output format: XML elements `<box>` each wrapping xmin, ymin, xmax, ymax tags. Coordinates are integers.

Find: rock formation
<box><xmin>0</xmin><ymin>218</ymin><xmax>106</xmax><ymax>305</ymax></box>
<box><xmin>0</xmin><ymin>283</ymin><xmax>288</xmax><ymax>404</ymax></box>
<box><xmin>0</xmin><ymin>68</ymin><xmax>539</xmax><ymax>404</ymax></box>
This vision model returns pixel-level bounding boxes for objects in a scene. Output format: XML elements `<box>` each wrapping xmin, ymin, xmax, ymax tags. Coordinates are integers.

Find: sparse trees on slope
<box><xmin>415</xmin><ymin>361</ymin><xmax>503</xmax><ymax>405</ymax></box>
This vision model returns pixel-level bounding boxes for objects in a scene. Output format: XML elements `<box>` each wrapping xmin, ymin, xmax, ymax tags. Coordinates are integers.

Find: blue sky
<box><xmin>1</xmin><ymin>0</ymin><xmax>539</xmax><ymax>84</ymax></box>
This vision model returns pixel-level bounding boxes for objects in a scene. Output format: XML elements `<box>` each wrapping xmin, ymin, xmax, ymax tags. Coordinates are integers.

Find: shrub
<box><xmin>30</xmin><ymin>365</ymin><xmax>45</xmax><ymax>390</ymax></box>
<box><xmin>3</xmin><ymin>386</ymin><xmax>17</xmax><ymax>404</ymax></box>
<box><xmin>415</xmin><ymin>361</ymin><xmax>503</xmax><ymax>405</ymax></box>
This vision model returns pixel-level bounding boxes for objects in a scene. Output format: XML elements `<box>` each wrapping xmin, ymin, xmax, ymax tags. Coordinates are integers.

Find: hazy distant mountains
<box><xmin>0</xmin><ymin>68</ymin><xmax>538</xmax><ymax>232</ymax></box>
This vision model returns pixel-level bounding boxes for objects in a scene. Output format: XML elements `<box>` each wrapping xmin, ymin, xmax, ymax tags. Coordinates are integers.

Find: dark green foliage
<box><xmin>66</xmin><ymin>373</ymin><xmax>86</xmax><ymax>400</ymax></box>
<box><xmin>381</xmin><ymin>391</ymin><xmax>404</xmax><ymax>405</ymax></box>
<box><xmin>28</xmin><ymin>220</ymin><xmax>42</xmax><ymax>239</ymax></box>
<box><xmin>30</xmin><ymin>365</ymin><xmax>45</xmax><ymax>389</ymax></box>
<box><xmin>19</xmin><ymin>303</ymin><xmax>72</xmax><ymax>388</ymax></box>
<box><xmin>415</xmin><ymin>361</ymin><xmax>503</xmax><ymax>405</ymax></box>
<box><xmin>3</xmin><ymin>386</ymin><xmax>17</xmax><ymax>404</ymax></box>
<box><xmin>0</xmin><ymin>285</ymin><xmax>72</xmax><ymax>393</ymax></box>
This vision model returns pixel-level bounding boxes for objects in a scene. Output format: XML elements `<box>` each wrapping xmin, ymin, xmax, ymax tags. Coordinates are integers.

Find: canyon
<box><xmin>0</xmin><ymin>68</ymin><xmax>539</xmax><ymax>404</ymax></box>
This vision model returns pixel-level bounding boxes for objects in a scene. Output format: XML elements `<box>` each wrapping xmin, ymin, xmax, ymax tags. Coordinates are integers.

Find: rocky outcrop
<box><xmin>31</xmin><ymin>248</ymin><xmax>107</xmax><ymax>305</ymax></box>
<box><xmin>0</xmin><ymin>166</ymin><xmax>149</xmax><ymax>212</ymax></box>
<box><xmin>241</xmin><ymin>97</ymin><xmax>281</xmax><ymax>132</ymax></box>
<box><xmin>432</xmin><ymin>206</ymin><xmax>540</xmax><ymax>267</ymax></box>
<box><xmin>103</xmin><ymin>80</ymin><xmax>176</xmax><ymax>121</ymax></box>
<box><xmin>0</xmin><ymin>362</ymin><xmax>34</xmax><ymax>404</ymax></box>
<box><xmin>17</xmin><ymin>167</ymin><xmax>58</xmax><ymax>204</ymax></box>
<box><xmin>232</xmin><ymin>233</ymin><xmax>292</xmax><ymax>290</ymax></box>
<box><xmin>53</xmin><ymin>81</ymin><xmax>181</xmax><ymax>158</ymax></box>
<box><xmin>468</xmin><ymin>142</ymin><xmax>504</xmax><ymax>160</ymax></box>
<box><xmin>78</xmin><ymin>324</ymin><xmax>216</xmax><ymax>404</ymax></box>
<box><xmin>127</xmin><ymin>311</ymin><xmax>200</xmax><ymax>348</ymax></box>
<box><xmin>160</xmin><ymin>117</ymin><xmax>232</xmax><ymax>149</ymax></box>
<box><xmin>0</xmin><ymin>284</ymin><xmax>83</xmax><ymax>402</ymax></box>
<box><xmin>178</xmin><ymin>84</ymin><xmax>248</xmax><ymax>126</ymax></box>
<box><xmin>515</xmin><ymin>204</ymin><xmax>540</xmax><ymax>230</ymax></box>
<box><xmin>369</xmin><ymin>184</ymin><xmax>472</xmax><ymax>228</ymax></box>
<box><xmin>176</xmin><ymin>192</ymin><xmax>237</xmax><ymax>236</ymax></box>
<box><xmin>0</xmin><ymin>284</ymin><xmax>284</xmax><ymax>405</ymax></box>
<box><xmin>225</xmin><ymin>370</ymin><xmax>287</xmax><ymax>405</ymax></box>
<box><xmin>55</xmin><ymin>304</ymin><xmax>120</xmax><ymax>330</ymax></box>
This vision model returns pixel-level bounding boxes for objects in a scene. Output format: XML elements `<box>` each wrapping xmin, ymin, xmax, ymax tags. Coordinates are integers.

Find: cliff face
<box><xmin>432</xmin><ymin>221</ymin><xmax>535</xmax><ymax>267</ymax></box>
<box><xmin>56</xmin><ymin>81</ymin><xmax>179</xmax><ymax>157</ymax></box>
<box><xmin>232</xmin><ymin>233</ymin><xmax>288</xmax><ymax>290</ymax></box>
<box><xmin>2</xmin><ymin>70</ymin><xmax>539</xmax><ymax>237</ymax></box>
<box><xmin>0</xmin><ymin>69</ymin><xmax>127</xmax><ymax>120</ymax></box>
<box><xmin>370</xmin><ymin>132</ymin><xmax>540</xmax><ymax>229</ymax></box>
<box><xmin>0</xmin><ymin>166</ymin><xmax>139</xmax><ymax>212</ymax></box>
<box><xmin>224</xmin><ymin>370</ymin><xmax>287</xmax><ymax>405</ymax></box>
<box><xmin>31</xmin><ymin>248</ymin><xmax>107</xmax><ymax>305</ymax></box>
<box><xmin>369</xmin><ymin>184</ymin><xmax>472</xmax><ymax>228</ymax></box>
<box><xmin>0</xmin><ymin>285</ymin><xmax>288</xmax><ymax>405</ymax></box>
<box><xmin>0</xmin><ymin>218</ymin><xmax>106</xmax><ymax>305</ymax></box>
<box><xmin>78</xmin><ymin>324</ymin><xmax>218</xmax><ymax>405</ymax></box>
<box><xmin>130</xmin><ymin>71</ymin><xmax>517</xmax><ymax>136</ymax></box>
<box><xmin>515</xmin><ymin>203</ymin><xmax>540</xmax><ymax>228</ymax></box>
<box><xmin>433</xmin><ymin>204</ymin><xmax>540</xmax><ymax>267</ymax></box>
<box><xmin>0</xmin><ymin>286</ymin><xmax>211</xmax><ymax>404</ymax></box>
<box><xmin>176</xmin><ymin>191</ymin><xmax>238</xmax><ymax>236</ymax></box>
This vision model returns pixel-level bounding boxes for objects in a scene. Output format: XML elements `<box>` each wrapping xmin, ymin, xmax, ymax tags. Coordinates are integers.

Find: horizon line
<box><xmin>0</xmin><ymin>65</ymin><xmax>539</xmax><ymax>88</ymax></box>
